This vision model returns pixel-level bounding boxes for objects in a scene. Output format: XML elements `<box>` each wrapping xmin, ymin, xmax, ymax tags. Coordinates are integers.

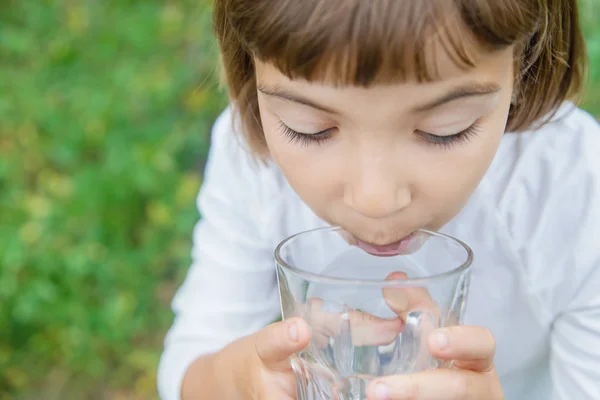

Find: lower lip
<box><xmin>355</xmin><ymin>233</ymin><xmax>416</xmax><ymax>256</ymax></box>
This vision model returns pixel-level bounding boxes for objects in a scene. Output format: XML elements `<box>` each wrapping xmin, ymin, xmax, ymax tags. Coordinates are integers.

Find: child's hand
<box><xmin>230</xmin><ymin>307</ymin><xmax>402</xmax><ymax>399</ymax></box>
<box><xmin>364</xmin><ymin>271</ymin><xmax>504</xmax><ymax>399</ymax></box>
<box><xmin>231</xmin><ymin>317</ymin><xmax>312</xmax><ymax>399</ymax></box>
<box><xmin>225</xmin><ymin>300</ymin><xmax>403</xmax><ymax>399</ymax></box>
<box><xmin>366</xmin><ymin>325</ymin><xmax>503</xmax><ymax>399</ymax></box>
<box><xmin>227</xmin><ymin>270</ymin><xmax>503</xmax><ymax>400</ymax></box>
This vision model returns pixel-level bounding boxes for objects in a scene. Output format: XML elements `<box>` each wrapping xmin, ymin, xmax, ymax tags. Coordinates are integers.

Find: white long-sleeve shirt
<box><xmin>158</xmin><ymin>104</ymin><xmax>600</xmax><ymax>400</ymax></box>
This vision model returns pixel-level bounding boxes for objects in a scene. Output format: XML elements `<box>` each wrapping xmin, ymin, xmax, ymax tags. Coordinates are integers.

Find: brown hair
<box><xmin>213</xmin><ymin>0</ymin><xmax>587</xmax><ymax>158</ymax></box>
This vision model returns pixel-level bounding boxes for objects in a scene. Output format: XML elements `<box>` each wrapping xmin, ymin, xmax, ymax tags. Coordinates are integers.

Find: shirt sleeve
<box><xmin>548</xmin><ymin>115</ymin><xmax>600</xmax><ymax>399</ymax></box>
<box><xmin>549</xmin><ymin>180</ymin><xmax>600</xmax><ymax>398</ymax></box>
<box><xmin>500</xmin><ymin>109</ymin><xmax>600</xmax><ymax>399</ymax></box>
<box><xmin>551</xmin><ymin>273</ymin><xmax>600</xmax><ymax>399</ymax></box>
<box><xmin>157</xmin><ymin>108</ymin><xmax>282</xmax><ymax>400</ymax></box>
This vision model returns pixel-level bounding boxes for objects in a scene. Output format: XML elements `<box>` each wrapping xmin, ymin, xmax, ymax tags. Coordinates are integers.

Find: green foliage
<box><xmin>0</xmin><ymin>1</ymin><xmax>225</xmax><ymax>398</ymax></box>
<box><xmin>581</xmin><ymin>0</ymin><xmax>600</xmax><ymax>116</ymax></box>
<box><xmin>0</xmin><ymin>0</ymin><xmax>598</xmax><ymax>399</ymax></box>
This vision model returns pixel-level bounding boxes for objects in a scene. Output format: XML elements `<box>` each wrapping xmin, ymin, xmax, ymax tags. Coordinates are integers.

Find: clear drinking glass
<box><xmin>275</xmin><ymin>227</ymin><xmax>473</xmax><ymax>400</ymax></box>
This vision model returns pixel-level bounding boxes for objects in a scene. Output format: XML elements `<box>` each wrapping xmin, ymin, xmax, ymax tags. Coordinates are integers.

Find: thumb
<box><xmin>255</xmin><ymin>317</ymin><xmax>311</xmax><ymax>371</ymax></box>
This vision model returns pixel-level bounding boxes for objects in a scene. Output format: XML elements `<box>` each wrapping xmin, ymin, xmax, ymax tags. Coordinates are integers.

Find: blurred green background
<box><xmin>0</xmin><ymin>1</ymin><xmax>598</xmax><ymax>399</ymax></box>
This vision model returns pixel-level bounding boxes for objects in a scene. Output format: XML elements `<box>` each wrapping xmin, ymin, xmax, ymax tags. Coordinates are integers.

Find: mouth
<box><xmin>353</xmin><ymin>232</ymin><xmax>417</xmax><ymax>257</ymax></box>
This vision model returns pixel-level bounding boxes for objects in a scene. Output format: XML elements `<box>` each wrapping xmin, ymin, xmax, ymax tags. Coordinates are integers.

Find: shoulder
<box><xmin>519</xmin><ymin>104</ymin><xmax>600</xmax><ymax>203</ymax></box>
<box><xmin>205</xmin><ymin>106</ymin><xmax>256</xmax><ymax>180</ymax></box>
<box><xmin>534</xmin><ymin>104</ymin><xmax>600</xmax><ymax>169</ymax></box>
<box><xmin>199</xmin><ymin>107</ymin><xmax>297</xmax><ymax>239</ymax></box>
<box><xmin>491</xmin><ymin>103</ymin><xmax>600</xmax><ymax>216</ymax></box>
<box><xmin>494</xmin><ymin>104</ymin><xmax>600</xmax><ymax>313</ymax></box>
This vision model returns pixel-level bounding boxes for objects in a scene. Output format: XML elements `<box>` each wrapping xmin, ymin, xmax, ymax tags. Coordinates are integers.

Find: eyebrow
<box><xmin>257</xmin><ymin>81</ymin><xmax>502</xmax><ymax>115</ymax></box>
<box><xmin>258</xmin><ymin>84</ymin><xmax>339</xmax><ymax>114</ymax></box>
<box><xmin>411</xmin><ymin>82</ymin><xmax>502</xmax><ymax>112</ymax></box>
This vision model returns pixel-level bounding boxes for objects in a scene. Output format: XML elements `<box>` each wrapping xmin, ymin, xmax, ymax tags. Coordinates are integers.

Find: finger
<box><xmin>255</xmin><ymin>317</ymin><xmax>311</xmax><ymax>372</ymax></box>
<box><xmin>368</xmin><ymin>368</ymin><xmax>503</xmax><ymax>400</ymax></box>
<box><xmin>382</xmin><ymin>272</ymin><xmax>440</xmax><ymax>322</ymax></box>
<box><xmin>308</xmin><ymin>298</ymin><xmax>403</xmax><ymax>347</ymax></box>
<box><xmin>347</xmin><ymin>308</ymin><xmax>403</xmax><ymax>346</ymax></box>
<box><xmin>311</xmin><ymin>308</ymin><xmax>403</xmax><ymax>347</ymax></box>
<box><xmin>428</xmin><ymin>325</ymin><xmax>496</xmax><ymax>372</ymax></box>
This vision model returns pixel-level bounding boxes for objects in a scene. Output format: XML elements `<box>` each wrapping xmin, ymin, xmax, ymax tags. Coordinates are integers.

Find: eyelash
<box><xmin>277</xmin><ymin>120</ymin><xmax>332</xmax><ymax>147</ymax></box>
<box><xmin>277</xmin><ymin>120</ymin><xmax>481</xmax><ymax>149</ymax></box>
<box><xmin>416</xmin><ymin>122</ymin><xmax>481</xmax><ymax>149</ymax></box>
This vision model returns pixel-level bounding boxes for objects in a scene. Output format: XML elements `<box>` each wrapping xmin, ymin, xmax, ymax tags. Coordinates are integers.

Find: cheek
<box><xmin>259</xmin><ymin>101</ymin><xmax>340</xmax><ymax>206</ymax></box>
<box><xmin>418</xmin><ymin>108</ymin><xmax>508</xmax><ymax>220</ymax></box>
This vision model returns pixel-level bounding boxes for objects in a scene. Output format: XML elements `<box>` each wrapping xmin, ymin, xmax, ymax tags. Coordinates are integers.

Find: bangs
<box><xmin>233</xmin><ymin>0</ymin><xmax>541</xmax><ymax>86</ymax></box>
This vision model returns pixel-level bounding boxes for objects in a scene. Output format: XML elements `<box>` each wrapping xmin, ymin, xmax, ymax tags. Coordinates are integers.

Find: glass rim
<box><xmin>274</xmin><ymin>226</ymin><xmax>473</xmax><ymax>287</ymax></box>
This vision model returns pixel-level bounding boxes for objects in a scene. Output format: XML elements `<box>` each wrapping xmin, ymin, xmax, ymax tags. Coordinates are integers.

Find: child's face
<box><xmin>256</xmin><ymin>45</ymin><xmax>514</xmax><ymax>249</ymax></box>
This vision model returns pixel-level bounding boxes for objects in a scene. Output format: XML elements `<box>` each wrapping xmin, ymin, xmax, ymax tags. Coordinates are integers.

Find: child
<box><xmin>158</xmin><ymin>0</ymin><xmax>600</xmax><ymax>399</ymax></box>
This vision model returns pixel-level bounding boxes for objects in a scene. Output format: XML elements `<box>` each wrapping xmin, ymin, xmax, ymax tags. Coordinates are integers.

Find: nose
<box><xmin>343</xmin><ymin>161</ymin><xmax>412</xmax><ymax>220</ymax></box>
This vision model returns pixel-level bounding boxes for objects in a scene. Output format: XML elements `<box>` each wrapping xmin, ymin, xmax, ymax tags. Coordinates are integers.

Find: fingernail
<box><xmin>434</xmin><ymin>330</ymin><xmax>449</xmax><ymax>350</ymax></box>
<box><xmin>374</xmin><ymin>382</ymin><xmax>390</xmax><ymax>400</ymax></box>
<box><xmin>288</xmin><ymin>322</ymin><xmax>298</xmax><ymax>341</ymax></box>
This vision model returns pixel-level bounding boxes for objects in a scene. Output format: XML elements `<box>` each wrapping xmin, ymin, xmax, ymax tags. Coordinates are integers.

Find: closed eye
<box><xmin>277</xmin><ymin>120</ymin><xmax>333</xmax><ymax>146</ymax></box>
<box><xmin>416</xmin><ymin>122</ymin><xmax>481</xmax><ymax>149</ymax></box>
<box><xmin>277</xmin><ymin>119</ymin><xmax>481</xmax><ymax>149</ymax></box>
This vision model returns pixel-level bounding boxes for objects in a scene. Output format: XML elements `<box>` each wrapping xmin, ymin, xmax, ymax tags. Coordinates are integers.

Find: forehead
<box><xmin>256</xmin><ymin>44</ymin><xmax>514</xmax><ymax>93</ymax></box>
